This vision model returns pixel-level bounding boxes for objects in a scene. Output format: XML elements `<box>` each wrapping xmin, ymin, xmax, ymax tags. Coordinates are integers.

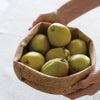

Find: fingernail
<box><xmin>72</xmin><ymin>84</ymin><xmax>79</xmax><ymax>89</ymax></box>
<box><xmin>28</xmin><ymin>27</ymin><xmax>32</xmax><ymax>30</ymax></box>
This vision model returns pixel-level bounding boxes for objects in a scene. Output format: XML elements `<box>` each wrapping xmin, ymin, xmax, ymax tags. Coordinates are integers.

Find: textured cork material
<box><xmin>13</xmin><ymin>22</ymin><xmax>96</xmax><ymax>95</ymax></box>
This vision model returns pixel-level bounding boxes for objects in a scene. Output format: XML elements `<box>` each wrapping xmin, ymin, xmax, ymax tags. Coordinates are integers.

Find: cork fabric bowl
<box><xmin>13</xmin><ymin>22</ymin><xmax>96</xmax><ymax>95</ymax></box>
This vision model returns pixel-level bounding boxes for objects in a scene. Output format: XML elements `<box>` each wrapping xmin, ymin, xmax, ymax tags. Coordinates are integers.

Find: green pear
<box><xmin>68</xmin><ymin>54</ymin><xmax>91</xmax><ymax>74</ymax></box>
<box><xmin>47</xmin><ymin>23</ymin><xmax>71</xmax><ymax>47</ymax></box>
<box><xmin>46</xmin><ymin>48</ymin><xmax>70</xmax><ymax>61</ymax></box>
<box><xmin>29</xmin><ymin>34</ymin><xmax>50</xmax><ymax>54</ymax></box>
<box><xmin>41</xmin><ymin>58</ymin><xmax>69</xmax><ymax>77</ymax></box>
<box><xmin>20</xmin><ymin>51</ymin><xmax>45</xmax><ymax>70</ymax></box>
<box><xmin>67</xmin><ymin>39</ymin><xmax>87</xmax><ymax>55</ymax></box>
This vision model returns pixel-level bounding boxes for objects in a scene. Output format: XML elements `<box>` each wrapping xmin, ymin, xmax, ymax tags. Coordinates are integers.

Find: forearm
<box><xmin>57</xmin><ymin>0</ymin><xmax>100</xmax><ymax>24</ymax></box>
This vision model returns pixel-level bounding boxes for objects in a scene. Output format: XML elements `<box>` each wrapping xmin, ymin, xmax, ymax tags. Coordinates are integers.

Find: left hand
<box><xmin>28</xmin><ymin>11</ymin><xmax>68</xmax><ymax>30</ymax></box>
<box><xmin>64</xmin><ymin>69</ymin><xmax>100</xmax><ymax>99</ymax></box>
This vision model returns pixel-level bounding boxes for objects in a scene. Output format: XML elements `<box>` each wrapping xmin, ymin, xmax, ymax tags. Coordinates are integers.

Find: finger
<box><xmin>64</xmin><ymin>83</ymin><xmax>99</xmax><ymax>99</ymax></box>
<box><xmin>73</xmin><ymin>73</ymin><xmax>95</xmax><ymax>89</ymax></box>
<box><xmin>28</xmin><ymin>21</ymin><xmax>37</xmax><ymax>30</ymax></box>
<box><xmin>72</xmin><ymin>79</ymin><xmax>91</xmax><ymax>89</ymax></box>
<box><xmin>28</xmin><ymin>26</ymin><xmax>33</xmax><ymax>30</ymax></box>
<box><xmin>28</xmin><ymin>14</ymin><xmax>45</xmax><ymax>30</ymax></box>
<box><xmin>28</xmin><ymin>20</ymin><xmax>41</xmax><ymax>30</ymax></box>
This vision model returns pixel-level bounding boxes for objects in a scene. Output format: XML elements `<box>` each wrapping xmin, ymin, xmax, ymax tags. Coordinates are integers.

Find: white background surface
<box><xmin>0</xmin><ymin>0</ymin><xmax>100</xmax><ymax>100</ymax></box>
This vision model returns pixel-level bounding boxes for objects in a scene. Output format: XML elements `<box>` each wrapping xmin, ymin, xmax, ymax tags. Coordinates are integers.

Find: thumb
<box><xmin>28</xmin><ymin>14</ymin><xmax>45</xmax><ymax>30</ymax></box>
<box><xmin>72</xmin><ymin>76</ymin><xmax>93</xmax><ymax>89</ymax></box>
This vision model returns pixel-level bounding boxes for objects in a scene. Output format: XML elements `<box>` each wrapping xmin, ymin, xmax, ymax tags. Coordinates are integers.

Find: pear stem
<box><xmin>50</xmin><ymin>26</ymin><xmax>55</xmax><ymax>32</ymax></box>
<box><xmin>61</xmin><ymin>48</ymin><xmax>66</xmax><ymax>61</ymax></box>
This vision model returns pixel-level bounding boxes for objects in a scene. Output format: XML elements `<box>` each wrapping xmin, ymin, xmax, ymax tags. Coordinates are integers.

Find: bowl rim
<box><xmin>13</xmin><ymin>22</ymin><xmax>96</xmax><ymax>80</ymax></box>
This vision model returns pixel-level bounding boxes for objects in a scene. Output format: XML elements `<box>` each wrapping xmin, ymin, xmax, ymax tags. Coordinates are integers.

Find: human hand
<box><xmin>64</xmin><ymin>70</ymin><xmax>100</xmax><ymax>99</ymax></box>
<box><xmin>28</xmin><ymin>0</ymin><xmax>100</xmax><ymax>31</ymax></box>
<box><xmin>28</xmin><ymin>11</ymin><xmax>68</xmax><ymax>30</ymax></box>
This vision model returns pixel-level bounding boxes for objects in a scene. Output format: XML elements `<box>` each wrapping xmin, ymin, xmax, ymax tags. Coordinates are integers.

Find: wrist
<box><xmin>56</xmin><ymin>0</ymin><xmax>100</xmax><ymax>25</ymax></box>
<box><xmin>56</xmin><ymin>8</ymin><xmax>70</xmax><ymax>25</ymax></box>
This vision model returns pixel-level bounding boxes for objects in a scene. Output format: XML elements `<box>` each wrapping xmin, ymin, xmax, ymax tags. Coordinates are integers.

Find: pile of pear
<box><xmin>21</xmin><ymin>23</ymin><xmax>90</xmax><ymax>77</ymax></box>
